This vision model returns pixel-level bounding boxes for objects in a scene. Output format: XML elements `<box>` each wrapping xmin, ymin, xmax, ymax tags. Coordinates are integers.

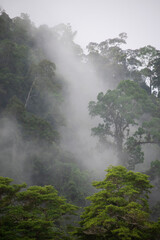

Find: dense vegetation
<box><xmin>0</xmin><ymin>9</ymin><xmax>160</xmax><ymax>239</ymax></box>
<box><xmin>0</xmin><ymin>176</ymin><xmax>77</xmax><ymax>240</ymax></box>
<box><xmin>75</xmin><ymin>166</ymin><xmax>160</xmax><ymax>240</ymax></box>
<box><xmin>0</xmin><ymin>10</ymin><xmax>93</xmax><ymax>207</ymax></box>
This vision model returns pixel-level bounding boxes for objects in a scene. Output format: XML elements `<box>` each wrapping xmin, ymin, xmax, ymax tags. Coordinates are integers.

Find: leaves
<box><xmin>76</xmin><ymin>166</ymin><xmax>155</xmax><ymax>240</ymax></box>
<box><xmin>0</xmin><ymin>176</ymin><xmax>78</xmax><ymax>240</ymax></box>
<box><xmin>89</xmin><ymin>80</ymin><xmax>155</xmax><ymax>168</ymax></box>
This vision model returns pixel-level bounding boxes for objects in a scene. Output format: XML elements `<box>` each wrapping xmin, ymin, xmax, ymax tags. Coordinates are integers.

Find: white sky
<box><xmin>0</xmin><ymin>0</ymin><xmax>160</xmax><ymax>51</ymax></box>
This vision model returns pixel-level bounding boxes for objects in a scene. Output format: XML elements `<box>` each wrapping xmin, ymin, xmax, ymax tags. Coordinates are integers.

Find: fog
<box><xmin>0</xmin><ymin>0</ymin><xmax>160</xmax><ymax>180</ymax></box>
<box><xmin>41</xmin><ymin>29</ymin><xmax>119</xmax><ymax>173</ymax></box>
<box><xmin>0</xmin><ymin>1</ymin><xmax>160</xmax><ymax>230</ymax></box>
<box><xmin>0</xmin><ymin>117</ymin><xmax>39</xmax><ymax>184</ymax></box>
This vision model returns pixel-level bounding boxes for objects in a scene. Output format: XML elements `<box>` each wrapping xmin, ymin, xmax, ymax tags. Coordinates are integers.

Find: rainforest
<box><xmin>0</xmin><ymin>9</ymin><xmax>160</xmax><ymax>240</ymax></box>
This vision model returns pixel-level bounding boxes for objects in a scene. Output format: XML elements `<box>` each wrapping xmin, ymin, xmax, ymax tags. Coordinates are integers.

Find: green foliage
<box><xmin>150</xmin><ymin>160</ymin><xmax>160</xmax><ymax>178</ymax></box>
<box><xmin>151</xmin><ymin>202</ymin><xmax>160</xmax><ymax>222</ymax></box>
<box><xmin>86</xmin><ymin>35</ymin><xmax>160</xmax><ymax>96</ymax></box>
<box><xmin>125</xmin><ymin>136</ymin><xmax>144</xmax><ymax>168</ymax></box>
<box><xmin>0</xmin><ymin>176</ymin><xmax>78</xmax><ymax>240</ymax></box>
<box><xmin>86</xmin><ymin>33</ymin><xmax>146</xmax><ymax>89</ymax></box>
<box><xmin>89</xmin><ymin>80</ymin><xmax>154</xmax><ymax>169</ymax></box>
<box><xmin>136</xmin><ymin>45</ymin><xmax>160</xmax><ymax>95</ymax></box>
<box><xmin>152</xmin><ymin>57</ymin><xmax>160</xmax><ymax>94</ymax></box>
<box><xmin>0</xmin><ymin>11</ymin><xmax>12</xmax><ymax>40</ymax></box>
<box><xmin>143</xmin><ymin>118</ymin><xmax>160</xmax><ymax>142</ymax></box>
<box><xmin>1</xmin><ymin>10</ymin><xmax>160</xmax><ymax>238</ymax></box>
<box><xmin>52</xmin><ymin>161</ymin><xmax>94</xmax><ymax>206</ymax></box>
<box><xmin>5</xmin><ymin>96</ymin><xmax>59</xmax><ymax>144</ymax></box>
<box><xmin>23</xmin><ymin>150</ymin><xmax>95</xmax><ymax>206</ymax></box>
<box><xmin>145</xmin><ymin>159</ymin><xmax>160</xmax><ymax>191</ymax></box>
<box><xmin>0</xmin><ymin>10</ymin><xmax>95</xmax><ymax>211</ymax></box>
<box><xmin>75</xmin><ymin>166</ymin><xmax>158</xmax><ymax>240</ymax></box>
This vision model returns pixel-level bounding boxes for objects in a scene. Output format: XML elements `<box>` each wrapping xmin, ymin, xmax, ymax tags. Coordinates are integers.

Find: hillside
<box><xmin>0</xmin><ymin>10</ymin><xmax>160</xmax><ymax>239</ymax></box>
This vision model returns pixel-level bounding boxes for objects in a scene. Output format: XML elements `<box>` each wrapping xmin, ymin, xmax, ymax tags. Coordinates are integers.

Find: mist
<box><xmin>42</xmin><ymin>28</ymin><xmax>118</xmax><ymax>173</ymax></box>
<box><xmin>0</xmin><ymin>1</ymin><xmax>159</xmax><ymax>179</ymax></box>
<box><xmin>0</xmin><ymin>117</ymin><xmax>40</xmax><ymax>184</ymax></box>
<box><xmin>0</xmin><ymin>3</ymin><xmax>160</xmax><ymax>237</ymax></box>
<box><xmin>0</xmin><ymin>15</ymin><xmax>158</xmax><ymax>181</ymax></box>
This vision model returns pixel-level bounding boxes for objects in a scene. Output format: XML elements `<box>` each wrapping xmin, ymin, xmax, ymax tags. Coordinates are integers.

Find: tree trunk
<box><xmin>25</xmin><ymin>77</ymin><xmax>37</xmax><ymax>108</ymax></box>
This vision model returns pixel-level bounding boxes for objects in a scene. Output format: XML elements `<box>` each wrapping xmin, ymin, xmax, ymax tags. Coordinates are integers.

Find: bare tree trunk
<box><xmin>25</xmin><ymin>77</ymin><xmax>37</xmax><ymax>108</ymax></box>
<box><xmin>150</xmin><ymin>76</ymin><xmax>152</xmax><ymax>95</ymax></box>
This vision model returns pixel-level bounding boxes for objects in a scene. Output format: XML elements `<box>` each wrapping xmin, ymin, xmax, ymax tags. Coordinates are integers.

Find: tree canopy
<box><xmin>89</xmin><ymin>80</ymin><xmax>158</xmax><ymax>169</ymax></box>
<box><xmin>0</xmin><ymin>9</ymin><xmax>160</xmax><ymax>240</ymax></box>
<box><xmin>75</xmin><ymin>166</ymin><xmax>160</xmax><ymax>240</ymax></box>
<box><xmin>0</xmin><ymin>176</ymin><xmax>78</xmax><ymax>240</ymax></box>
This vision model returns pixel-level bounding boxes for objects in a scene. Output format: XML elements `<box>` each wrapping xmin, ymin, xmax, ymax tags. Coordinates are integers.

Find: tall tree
<box><xmin>75</xmin><ymin>166</ymin><xmax>159</xmax><ymax>240</ymax></box>
<box><xmin>137</xmin><ymin>46</ymin><xmax>160</xmax><ymax>95</ymax></box>
<box><xmin>86</xmin><ymin>33</ymin><xmax>144</xmax><ymax>89</ymax></box>
<box><xmin>0</xmin><ymin>176</ymin><xmax>77</xmax><ymax>240</ymax></box>
<box><xmin>88</xmin><ymin>80</ymin><xmax>155</xmax><ymax>169</ymax></box>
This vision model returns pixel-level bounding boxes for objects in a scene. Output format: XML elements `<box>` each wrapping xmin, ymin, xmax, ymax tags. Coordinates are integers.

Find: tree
<box><xmin>5</xmin><ymin>96</ymin><xmax>60</xmax><ymax>144</ymax></box>
<box><xmin>152</xmin><ymin>56</ymin><xmax>160</xmax><ymax>96</ymax></box>
<box><xmin>145</xmin><ymin>160</ymin><xmax>160</xmax><ymax>221</ymax></box>
<box><xmin>0</xmin><ymin>11</ymin><xmax>12</xmax><ymax>40</ymax></box>
<box><xmin>24</xmin><ymin>59</ymin><xmax>56</xmax><ymax>108</ymax></box>
<box><xmin>86</xmin><ymin>33</ymin><xmax>129</xmax><ymax>89</ymax></box>
<box><xmin>136</xmin><ymin>46</ymin><xmax>160</xmax><ymax>95</ymax></box>
<box><xmin>75</xmin><ymin>166</ymin><xmax>159</xmax><ymax>240</ymax></box>
<box><xmin>88</xmin><ymin>80</ymin><xmax>155</xmax><ymax>169</ymax></box>
<box><xmin>0</xmin><ymin>176</ymin><xmax>77</xmax><ymax>240</ymax></box>
<box><xmin>53</xmin><ymin>23</ymin><xmax>83</xmax><ymax>56</ymax></box>
<box><xmin>86</xmin><ymin>33</ymin><xmax>147</xmax><ymax>89</ymax></box>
